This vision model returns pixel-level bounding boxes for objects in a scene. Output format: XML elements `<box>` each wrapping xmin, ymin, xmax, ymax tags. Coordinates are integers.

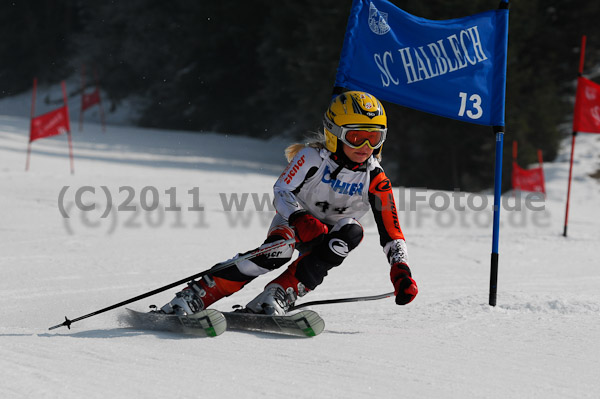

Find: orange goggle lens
<box><xmin>343</xmin><ymin>130</ymin><xmax>384</xmax><ymax>149</ymax></box>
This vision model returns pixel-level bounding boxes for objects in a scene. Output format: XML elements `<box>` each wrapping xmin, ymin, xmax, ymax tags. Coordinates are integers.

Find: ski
<box><xmin>223</xmin><ymin>310</ymin><xmax>325</xmax><ymax>337</ymax></box>
<box><xmin>124</xmin><ymin>308</ymin><xmax>325</xmax><ymax>338</ymax></box>
<box><xmin>124</xmin><ymin>308</ymin><xmax>227</xmax><ymax>337</ymax></box>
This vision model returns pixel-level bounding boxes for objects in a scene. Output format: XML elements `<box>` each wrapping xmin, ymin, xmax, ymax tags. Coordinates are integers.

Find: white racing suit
<box><xmin>214</xmin><ymin>146</ymin><xmax>409</xmax><ymax>291</ymax></box>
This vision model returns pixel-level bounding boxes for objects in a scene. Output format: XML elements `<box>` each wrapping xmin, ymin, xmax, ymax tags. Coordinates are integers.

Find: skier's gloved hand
<box><xmin>289</xmin><ymin>210</ymin><xmax>328</xmax><ymax>243</ymax></box>
<box><xmin>390</xmin><ymin>263</ymin><xmax>418</xmax><ymax>305</ymax></box>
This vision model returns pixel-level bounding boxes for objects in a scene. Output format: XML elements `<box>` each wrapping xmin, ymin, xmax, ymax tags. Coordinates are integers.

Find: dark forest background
<box><xmin>1</xmin><ymin>0</ymin><xmax>599</xmax><ymax>191</ymax></box>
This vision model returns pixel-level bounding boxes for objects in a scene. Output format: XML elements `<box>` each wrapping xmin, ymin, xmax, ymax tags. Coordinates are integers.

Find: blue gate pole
<box><xmin>489</xmin><ymin>127</ymin><xmax>504</xmax><ymax>306</ymax></box>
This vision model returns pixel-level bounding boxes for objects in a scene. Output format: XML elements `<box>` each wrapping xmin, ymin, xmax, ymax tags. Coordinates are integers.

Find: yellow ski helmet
<box><xmin>323</xmin><ymin>91</ymin><xmax>387</xmax><ymax>157</ymax></box>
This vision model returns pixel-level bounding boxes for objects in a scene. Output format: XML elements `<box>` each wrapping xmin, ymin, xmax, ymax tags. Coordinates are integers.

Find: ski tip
<box><xmin>124</xmin><ymin>308</ymin><xmax>227</xmax><ymax>337</ymax></box>
<box><xmin>294</xmin><ymin>310</ymin><xmax>325</xmax><ymax>337</ymax></box>
<box><xmin>223</xmin><ymin>309</ymin><xmax>325</xmax><ymax>337</ymax></box>
<box><xmin>179</xmin><ymin>309</ymin><xmax>228</xmax><ymax>337</ymax></box>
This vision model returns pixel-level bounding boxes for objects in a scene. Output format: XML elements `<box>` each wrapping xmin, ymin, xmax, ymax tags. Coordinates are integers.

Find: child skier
<box><xmin>160</xmin><ymin>91</ymin><xmax>418</xmax><ymax>315</ymax></box>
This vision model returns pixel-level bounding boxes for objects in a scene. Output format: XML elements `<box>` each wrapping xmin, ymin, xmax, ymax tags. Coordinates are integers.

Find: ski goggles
<box><xmin>338</xmin><ymin>125</ymin><xmax>387</xmax><ymax>149</ymax></box>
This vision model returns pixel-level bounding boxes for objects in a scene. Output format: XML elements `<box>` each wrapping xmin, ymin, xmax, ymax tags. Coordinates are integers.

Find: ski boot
<box><xmin>246</xmin><ymin>258</ymin><xmax>309</xmax><ymax>315</ymax></box>
<box><xmin>160</xmin><ymin>275</ymin><xmax>245</xmax><ymax>315</ymax></box>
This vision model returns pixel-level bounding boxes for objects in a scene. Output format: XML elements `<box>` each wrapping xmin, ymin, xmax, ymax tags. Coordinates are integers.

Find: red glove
<box><xmin>289</xmin><ymin>210</ymin><xmax>328</xmax><ymax>243</ymax></box>
<box><xmin>390</xmin><ymin>263</ymin><xmax>418</xmax><ymax>305</ymax></box>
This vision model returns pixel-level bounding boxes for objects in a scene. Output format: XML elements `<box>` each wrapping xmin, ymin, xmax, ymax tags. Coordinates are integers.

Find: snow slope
<box><xmin>1</xmin><ymin>114</ymin><xmax>599</xmax><ymax>398</ymax></box>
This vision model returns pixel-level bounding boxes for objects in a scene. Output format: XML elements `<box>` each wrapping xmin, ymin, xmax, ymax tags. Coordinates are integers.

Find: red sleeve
<box><xmin>368</xmin><ymin>169</ymin><xmax>404</xmax><ymax>246</ymax></box>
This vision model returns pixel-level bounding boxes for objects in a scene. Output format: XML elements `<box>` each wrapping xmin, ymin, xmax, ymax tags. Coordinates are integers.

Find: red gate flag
<box><xmin>573</xmin><ymin>76</ymin><xmax>600</xmax><ymax>134</ymax></box>
<box><xmin>512</xmin><ymin>162</ymin><xmax>545</xmax><ymax>193</ymax></box>
<box><xmin>29</xmin><ymin>105</ymin><xmax>70</xmax><ymax>142</ymax></box>
<box><xmin>26</xmin><ymin>79</ymin><xmax>74</xmax><ymax>174</ymax></box>
<box><xmin>511</xmin><ymin>142</ymin><xmax>545</xmax><ymax>193</ymax></box>
<box><xmin>81</xmin><ymin>89</ymin><xmax>100</xmax><ymax>111</ymax></box>
<box><xmin>564</xmin><ymin>35</ymin><xmax>594</xmax><ymax>237</ymax></box>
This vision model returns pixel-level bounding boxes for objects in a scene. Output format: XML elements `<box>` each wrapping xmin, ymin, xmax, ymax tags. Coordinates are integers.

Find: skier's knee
<box><xmin>314</xmin><ymin>218</ymin><xmax>363</xmax><ymax>266</ymax></box>
<box><xmin>294</xmin><ymin>219</ymin><xmax>364</xmax><ymax>290</ymax></box>
<box><xmin>330</xmin><ymin>218</ymin><xmax>364</xmax><ymax>249</ymax></box>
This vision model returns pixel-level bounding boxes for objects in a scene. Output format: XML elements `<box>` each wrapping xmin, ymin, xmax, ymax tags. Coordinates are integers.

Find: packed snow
<box><xmin>1</xmin><ymin>101</ymin><xmax>599</xmax><ymax>398</ymax></box>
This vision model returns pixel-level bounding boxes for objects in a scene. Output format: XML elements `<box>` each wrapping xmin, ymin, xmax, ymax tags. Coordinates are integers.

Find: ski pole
<box><xmin>288</xmin><ymin>291</ymin><xmax>394</xmax><ymax>311</ymax></box>
<box><xmin>49</xmin><ymin>238</ymin><xmax>296</xmax><ymax>331</ymax></box>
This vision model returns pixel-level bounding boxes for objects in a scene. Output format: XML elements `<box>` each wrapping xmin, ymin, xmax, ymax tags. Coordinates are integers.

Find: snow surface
<box><xmin>1</xmin><ymin>112</ymin><xmax>599</xmax><ymax>398</ymax></box>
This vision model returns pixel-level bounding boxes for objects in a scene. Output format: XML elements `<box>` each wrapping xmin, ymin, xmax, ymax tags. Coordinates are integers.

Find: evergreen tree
<box><xmin>1</xmin><ymin>0</ymin><xmax>598</xmax><ymax>191</ymax></box>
